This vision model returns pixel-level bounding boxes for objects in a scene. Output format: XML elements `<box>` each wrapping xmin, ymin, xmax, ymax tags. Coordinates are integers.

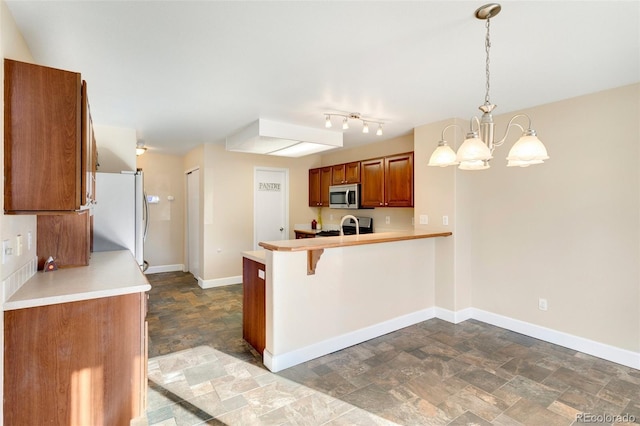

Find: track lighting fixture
<box><xmin>323</xmin><ymin>112</ymin><xmax>383</xmax><ymax>136</ymax></box>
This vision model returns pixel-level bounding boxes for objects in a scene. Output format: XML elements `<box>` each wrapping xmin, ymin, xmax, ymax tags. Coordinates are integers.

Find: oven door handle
<box><xmin>345</xmin><ymin>189</ymin><xmax>350</xmax><ymax>207</ymax></box>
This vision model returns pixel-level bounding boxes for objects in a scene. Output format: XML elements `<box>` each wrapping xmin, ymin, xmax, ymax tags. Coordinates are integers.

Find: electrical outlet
<box><xmin>385</xmin><ymin>216</ymin><xmax>390</xmax><ymax>225</ymax></box>
<box><xmin>27</xmin><ymin>231</ymin><xmax>32</xmax><ymax>250</ymax></box>
<box><xmin>443</xmin><ymin>216</ymin><xmax>449</xmax><ymax>225</ymax></box>
<box><xmin>538</xmin><ymin>298</ymin><xmax>548</xmax><ymax>311</ymax></box>
<box><xmin>419</xmin><ymin>215</ymin><xmax>428</xmax><ymax>225</ymax></box>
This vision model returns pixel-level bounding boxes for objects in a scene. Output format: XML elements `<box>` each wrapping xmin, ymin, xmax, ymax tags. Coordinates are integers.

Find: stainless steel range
<box><xmin>316</xmin><ymin>216</ymin><xmax>373</xmax><ymax>237</ymax></box>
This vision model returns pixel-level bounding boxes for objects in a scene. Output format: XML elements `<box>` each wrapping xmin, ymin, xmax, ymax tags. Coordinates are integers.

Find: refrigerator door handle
<box><xmin>143</xmin><ymin>191</ymin><xmax>149</xmax><ymax>242</ymax></box>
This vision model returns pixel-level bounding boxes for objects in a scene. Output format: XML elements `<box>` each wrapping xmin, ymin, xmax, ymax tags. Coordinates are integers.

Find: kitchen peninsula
<box><xmin>244</xmin><ymin>230</ymin><xmax>452</xmax><ymax>372</ymax></box>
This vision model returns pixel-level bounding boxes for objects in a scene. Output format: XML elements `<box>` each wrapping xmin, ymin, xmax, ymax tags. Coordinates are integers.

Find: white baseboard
<box><xmin>466</xmin><ymin>308</ymin><xmax>640</xmax><ymax>370</ymax></box>
<box><xmin>434</xmin><ymin>307</ymin><xmax>473</xmax><ymax>324</ymax></box>
<box><xmin>198</xmin><ymin>275</ymin><xmax>242</xmax><ymax>289</ymax></box>
<box><xmin>144</xmin><ymin>264</ymin><xmax>185</xmax><ymax>274</ymax></box>
<box><xmin>264</xmin><ymin>308</ymin><xmax>435</xmax><ymax>372</ymax></box>
<box><xmin>264</xmin><ymin>306</ymin><xmax>639</xmax><ymax>372</ymax></box>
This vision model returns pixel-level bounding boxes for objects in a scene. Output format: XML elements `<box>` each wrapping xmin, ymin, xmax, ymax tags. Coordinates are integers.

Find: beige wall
<box><xmin>136</xmin><ymin>152</ymin><xmax>185</xmax><ymax>270</ymax></box>
<box><xmin>415</xmin><ymin>83</ymin><xmax>640</xmax><ymax>353</ymax></box>
<box><xmin>415</xmin><ymin>118</ymin><xmax>472</xmax><ymax>313</ymax></box>
<box><xmin>94</xmin><ymin>124</ymin><xmax>137</xmax><ymax>173</ymax></box>
<box><xmin>184</xmin><ymin>143</ymin><xmax>321</xmax><ymax>282</ymax></box>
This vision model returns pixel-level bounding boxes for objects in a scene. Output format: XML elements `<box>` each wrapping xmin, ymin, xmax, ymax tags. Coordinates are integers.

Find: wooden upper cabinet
<box><xmin>361</xmin><ymin>152</ymin><xmax>414</xmax><ymax>208</ymax></box>
<box><xmin>385</xmin><ymin>152</ymin><xmax>414</xmax><ymax>207</ymax></box>
<box><xmin>4</xmin><ymin>59</ymin><xmax>92</xmax><ymax>213</ymax></box>
<box><xmin>332</xmin><ymin>161</ymin><xmax>361</xmax><ymax>185</ymax></box>
<box><xmin>36</xmin><ymin>210</ymin><xmax>91</xmax><ymax>269</ymax></box>
<box><xmin>361</xmin><ymin>158</ymin><xmax>386</xmax><ymax>208</ymax></box>
<box><xmin>309</xmin><ymin>168</ymin><xmax>321</xmax><ymax>206</ymax></box>
<box><xmin>320</xmin><ymin>167</ymin><xmax>332</xmax><ymax>206</ymax></box>
<box><xmin>309</xmin><ymin>167</ymin><xmax>332</xmax><ymax>207</ymax></box>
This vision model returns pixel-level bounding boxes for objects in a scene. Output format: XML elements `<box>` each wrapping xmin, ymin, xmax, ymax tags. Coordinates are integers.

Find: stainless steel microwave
<box><xmin>329</xmin><ymin>184</ymin><xmax>360</xmax><ymax>209</ymax></box>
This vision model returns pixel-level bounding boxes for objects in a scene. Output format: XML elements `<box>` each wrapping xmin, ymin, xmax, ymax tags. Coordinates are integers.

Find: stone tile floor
<box><xmin>145</xmin><ymin>271</ymin><xmax>640</xmax><ymax>425</ymax></box>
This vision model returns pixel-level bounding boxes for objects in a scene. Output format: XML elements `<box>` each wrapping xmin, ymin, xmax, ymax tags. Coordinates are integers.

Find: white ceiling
<box><xmin>6</xmin><ymin>1</ymin><xmax>639</xmax><ymax>156</ymax></box>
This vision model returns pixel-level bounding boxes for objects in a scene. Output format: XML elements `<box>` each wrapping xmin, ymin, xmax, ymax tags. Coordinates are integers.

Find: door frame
<box><xmin>185</xmin><ymin>166</ymin><xmax>200</xmax><ymax>278</ymax></box>
<box><xmin>254</xmin><ymin>166</ymin><xmax>289</xmax><ymax>250</ymax></box>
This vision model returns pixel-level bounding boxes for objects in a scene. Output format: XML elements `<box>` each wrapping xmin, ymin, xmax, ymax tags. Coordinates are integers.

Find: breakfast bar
<box><xmin>245</xmin><ymin>230</ymin><xmax>452</xmax><ymax>372</ymax></box>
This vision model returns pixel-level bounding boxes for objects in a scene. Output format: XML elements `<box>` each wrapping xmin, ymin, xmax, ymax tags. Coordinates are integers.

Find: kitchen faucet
<box><xmin>340</xmin><ymin>215</ymin><xmax>359</xmax><ymax>236</ymax></box>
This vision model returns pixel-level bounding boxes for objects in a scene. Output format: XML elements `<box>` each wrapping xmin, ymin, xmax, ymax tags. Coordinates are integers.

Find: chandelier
<box><xmin>324</xmin><ymin>112</ymin><xmax>384</xmax><ymax>136</ymax></box>
<box><xmin>428</xmin><ymin>3</ymin><xmax>549</xmax><ymax>170</ymax></box>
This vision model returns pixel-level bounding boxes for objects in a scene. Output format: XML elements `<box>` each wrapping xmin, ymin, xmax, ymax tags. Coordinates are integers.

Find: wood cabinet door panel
<box><xmin>331</xmin><ymin>164</ymin><xmax>346</xmax><ymax>185</ymax></box>
<box><xmin>345</xmin><ymin>161</ymin><xmax>361</xmax><ymax>183</ymax></box>
<box><xmin>308</xmin><ymin>168</ymin><xmax>321</xmax><ymax>206</ymax></box>
<box><xmin>243</xmin><ymin>258</ymin><xmax>266</xmax><ymax>354</ymax></box>
<box><xmin>36</xmin><ymin>210</ymin><xmax>90</xmax><ymax>269</ymax></box>
<box><xmin>4</xmin><ymin>59</ymin><xmax>82</xmax><ymax>212</ymax></box>
<box><xmin>361</xmin><ymin>158</ymin><xmax>385</xmax><ymax>207</ymax></box>
<box><xmin>320</xmin><ymin>167</ymin><xmax>332</xmax><ymax>206</ymax></box>
<box><xmin>4</xmin><ymin>293</ymin><xmax>144</xmax><ymax>426</ymax></box>
<box><xmin>385</xmin><ymin>153</ymin><xmax>414</xmax><ymax>207</ymax></box>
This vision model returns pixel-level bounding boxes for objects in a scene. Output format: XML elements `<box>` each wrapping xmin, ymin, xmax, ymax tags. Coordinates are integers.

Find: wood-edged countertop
<box><xmin>4</xmin><ymin>250</ymin><xmax>151</xmax><ymax>311</ymax></box>
<box><xmin>259</xmin><ymin>229</ymin><xmax>452</xmax><ymax>252</ymax></box>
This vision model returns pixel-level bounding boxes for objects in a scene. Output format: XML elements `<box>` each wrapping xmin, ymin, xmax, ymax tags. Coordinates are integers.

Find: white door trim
<box><xmin>185</xmin><ymin>167</ymin><xmax>201</xmax><ymax>279</ymax></box>
<box><xmin>254</xmin><ymin>166</ymin><xmax>289</xmax><ymax>250</ymax></box>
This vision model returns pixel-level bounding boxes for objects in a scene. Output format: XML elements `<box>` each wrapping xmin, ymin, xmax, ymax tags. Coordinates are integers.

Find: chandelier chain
<box><xmin>484</xmin><ymin>17</ymin><xmax>491</xmax><ymax>105</ymax></box>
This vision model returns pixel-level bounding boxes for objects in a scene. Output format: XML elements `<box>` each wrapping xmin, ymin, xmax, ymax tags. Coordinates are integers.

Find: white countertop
<box><xmin>4</xmin><ymin>250</ymin><xmax>151</xmax><ymax>311</ymax></box>
<box><xmin>259</xmin><ymin>229</ymin><xmax>452</xmax><ymax>252</ymax></box>
<box><xmin>242</xmin><ymin>250</ymin><xmax>266</xmax><ymax>264</ymax></box>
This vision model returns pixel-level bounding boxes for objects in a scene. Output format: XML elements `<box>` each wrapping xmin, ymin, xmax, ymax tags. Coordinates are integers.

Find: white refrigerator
<box><xmin>93</xmin><ymin>171</ymin><xmax>148</xmax><ymax>269</ymax></box>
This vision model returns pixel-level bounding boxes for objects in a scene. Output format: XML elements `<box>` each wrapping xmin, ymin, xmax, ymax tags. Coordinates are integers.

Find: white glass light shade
<box><xmin>458</xmin><ymin>160</ymin><xmax>490</xmax><ymax>170</ymax></box>
<box><xmin>376</xmin><ymin>124</ymin><xmax>383</xmax><ymax>136</ymax></box>
<box><xmin>506</xmin><ymin>134</ymin><xmax>549</xmax><ymax>166</ymax></box>
<box><xmin>507</xmin><ymin>159</ymin><xmax>544</xmax><ymax>167</ymax></box>
<box><xmin>456</xmin><ymin>136</ymin><xmax>493</xmax><ymax>163</ymax></box>
<box><xmin>362</xmin><ymin>122</ymin><xmax>369</xmax><ymax>133</ymax></box>
<box><xmin>325</xmin><ymin>116</ymin><xmax>332</xmax><ymax>128</ymax></box>
<box><xmin>342</xmin><ymin>118</ymin><xmax>349</xmax><ymax>130</ymax></box>
<box><xmin>428</xmin><ymin>143</ymin><xmax>458</xmax><ymax>167</ymax></box>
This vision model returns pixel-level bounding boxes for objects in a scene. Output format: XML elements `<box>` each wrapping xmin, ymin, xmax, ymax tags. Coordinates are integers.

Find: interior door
<box><xmin>254</xmin><ymin>167</ymin><xmax>289</xmax><ymax>250</ymax></box>
<box><xmin>186</xmin><ymin>168</ymin><xmax>200</xmax><ymax>279</ymax></box>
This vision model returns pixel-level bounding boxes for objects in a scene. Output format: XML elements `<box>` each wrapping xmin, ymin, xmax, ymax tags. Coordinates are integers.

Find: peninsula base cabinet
<box><xmin>243</xmin><ymin>257</ymin><xmax>266</xmax><ymax>354</ymax></box>
<box><xmin>4</xmin><ymin>293</ymin><xmax>148</xmax><ymax>426</ymax></box>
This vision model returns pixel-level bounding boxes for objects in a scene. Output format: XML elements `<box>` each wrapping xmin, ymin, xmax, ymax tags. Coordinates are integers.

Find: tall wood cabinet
<box><xmin>4</xmin><ymin>293</ymin><xmax>147</xmax><ymax>425</ymax></box>
<box><xmin>361</xmin><ymin>152</ymin><xmax>414</xmax><ymax>208</ymax></box>
<box><xmin>4</xmin><ymin>59</ymin><xmax>97</xmax><ymax>268</ymax></box>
